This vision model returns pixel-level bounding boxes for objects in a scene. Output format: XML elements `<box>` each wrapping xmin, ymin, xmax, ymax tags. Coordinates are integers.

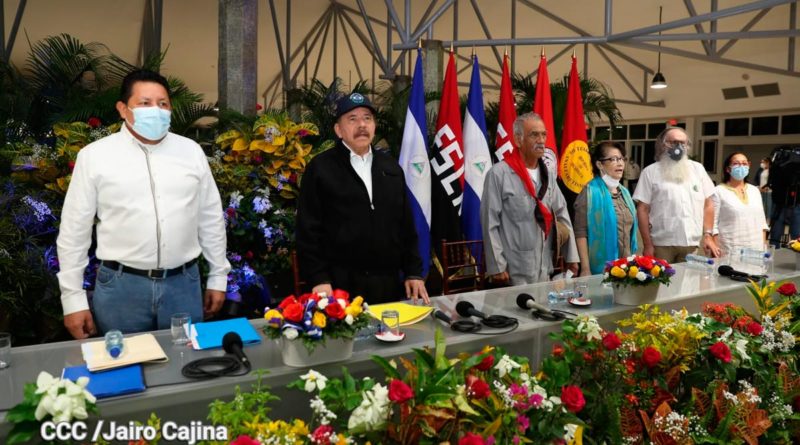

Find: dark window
<box><xmin>629</xmin><ymin>124</ymin><xmax>646</xmax><ymax>139</ymax></box>
<box><xmin>781</xmin><ymin>114</ymin><xmax>800</xmax><ymax>134</ymax></box>
<box><xmin>702</xmin><ymin>121</ymin><xmax>719</xmax><ymax>136</ymax></box>
<box><xmin>703</xmin><ymin>140</ymin><xmax>717</xmax><ymax>173</ymax></box>
<box><xmin>612</xmin><ymin>125</ymin><xmax>627</xmax><ymax>140</ymax></box>
<box><xmin>724</xmin><ymin>118</ymin><xmax>749</xmax><ymax>136</ymax></box>
<box><xmin>594</xmin><ymin>126</ymin><xmax>610</xmax><ymax>139</ymax></box>
<box><xmin>676</xmin><ymin>122</ymin><xmax>686</xmax><ymax>129</ymax></box>
<box><xmin>648</xmin><ymin>123</ymin><xmax>666</xmax><ymax>139</ymax></box>
<box><xmin>643</xmin><ymin>141</ymin><xmax>656</xmax><ymax>167</ymax></box>
<box><xmin>752</xmin><ymin>116</ymin><xmax>779</xmax><ymax>135</ymax></box>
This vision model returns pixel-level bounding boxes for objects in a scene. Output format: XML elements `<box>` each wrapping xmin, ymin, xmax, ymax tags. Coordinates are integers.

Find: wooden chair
<box><xmin>291</xmin><ymin>250</ymin><xmax>306</xmax><ymax>297</ymax></box>
<box><xmin>440</xmin><ymin>239</ymin><xmax>485</xmax><ymax>295</ymax></box>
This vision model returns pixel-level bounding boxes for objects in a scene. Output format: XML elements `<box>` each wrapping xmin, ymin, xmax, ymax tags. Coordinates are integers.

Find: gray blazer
<box><xmin>480</xmin><ymin>161</ymin><xmax>578</xmax><ymax>285</ymax></box>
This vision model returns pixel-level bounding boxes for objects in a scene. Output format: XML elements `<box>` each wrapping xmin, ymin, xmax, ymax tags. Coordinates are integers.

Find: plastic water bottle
<box><xmin>104</xmin><ymin>330</ymin><xmax>124</xmax><ymax>359</ymax></box>
<box><xmin>548</xmin><ymin>290</ymin><xmax>580</xmax><ymax>304</ymax></box>
<box><xmin>685</xmin><ymin>254</ymin><xmax>714</xmax><ymax>274</ymax></box>
<box><xmin>738</xmin><ymin>247</ymin><xmax>771</xmax><ymax>260</ymax></box>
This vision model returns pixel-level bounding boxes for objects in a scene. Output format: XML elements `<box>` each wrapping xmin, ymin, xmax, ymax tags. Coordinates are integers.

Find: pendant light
<box><xmin>651</xmin><ymin>6</ymin><xmax>668</xmax><ymax>89</ymax></box>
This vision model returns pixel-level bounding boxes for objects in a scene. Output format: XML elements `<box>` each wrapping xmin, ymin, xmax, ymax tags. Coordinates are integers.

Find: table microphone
<box><xmin>432</xmin><ymin>309</ymin><xmax>453</xmax><ymax>325</ymax></box>
<box><xmin>456</xmin><ymin>301</ymin><xmax>487</xmax><ymax>320</ymax></box>
<box><xmin>516</xmin><ymin>293</ymin><xmax>571</xmax><ymax>321</ymax></box>
<box><xmin>223</xmin><ymin>332</ymin><xmax>250</xmax><ymax>369</ymax></box>
<box><xmin>718</xmin><ymin>265</ymin><xmax>765</xmax><ymax>282</ymax></box>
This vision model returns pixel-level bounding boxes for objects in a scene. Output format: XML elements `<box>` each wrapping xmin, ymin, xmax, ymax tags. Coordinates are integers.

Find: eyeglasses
<box><xmin>600</xmin><ymin>156</ymin><xmax>627</xmax><ymax>163</ymax></box>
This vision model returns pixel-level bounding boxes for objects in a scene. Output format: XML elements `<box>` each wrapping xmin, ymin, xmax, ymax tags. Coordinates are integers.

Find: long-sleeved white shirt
<box><xmin>56</xmin><ymin>125</ymin><xmax>231</xmax><ymax>315</ymax></box>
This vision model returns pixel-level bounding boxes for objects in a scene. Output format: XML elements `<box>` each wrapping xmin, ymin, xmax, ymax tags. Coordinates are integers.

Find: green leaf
<box><xmin>6</xmin><ymin>422</ymin><xmax>38</xmax><ymax>445</ymax></box>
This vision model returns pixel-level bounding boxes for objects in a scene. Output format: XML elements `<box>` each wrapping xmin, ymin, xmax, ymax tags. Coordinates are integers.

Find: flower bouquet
<box><xmin>5</xmin><ymin>371</ymin><xmax>98</xmax><ymax>444</ymax></box>
<box><xmin>264</xmin><ymin>290</ymin><xmax>370</xmax><ymax>367</ymax></box>
<box><xmin>602</xmin><ymin>255</ymin><xmax>675</xmax><ymax>305</ymax></box>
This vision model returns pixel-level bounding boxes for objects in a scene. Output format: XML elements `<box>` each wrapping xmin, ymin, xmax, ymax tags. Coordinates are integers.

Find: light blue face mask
<box><xmin>128</xmin><ymin>106</ymin><xmax>171</xmax><ymax>140</ymax></box>
<box><xmin>730</xmin><ymin>165</ymin><xmax>749</xmax><ymax>180</ymax></box>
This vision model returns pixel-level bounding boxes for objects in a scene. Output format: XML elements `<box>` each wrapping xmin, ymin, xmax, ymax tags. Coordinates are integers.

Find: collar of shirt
<box><xmin>342</xmin><ymin>141</ymin><xmax>374</xmax><ymax>203</ymax></box>
<box><xmin>121</xmin><ymin>123</ymin><xmax>170</xmax><ymax>151</ymax></box>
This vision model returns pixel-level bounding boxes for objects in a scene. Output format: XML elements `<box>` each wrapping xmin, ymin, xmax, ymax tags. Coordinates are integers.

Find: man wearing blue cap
<box><xmin>296</xmin><ymin>93</ymin><xmax>430</xmax><ymax>304</ymax></box>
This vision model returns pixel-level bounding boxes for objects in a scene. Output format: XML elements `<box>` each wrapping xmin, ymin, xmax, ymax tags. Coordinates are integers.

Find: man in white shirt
<box><xmin>57</xmin><ymin>70</ymin><xmax>230</xmax><ymax>338</ymax></box>
<box><xmin>633</xmin><ymin>127</ymin><xmax>720</xmax><ymax>263</ymax></box>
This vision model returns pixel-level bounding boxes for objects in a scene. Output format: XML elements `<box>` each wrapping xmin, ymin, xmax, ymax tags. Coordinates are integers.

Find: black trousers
<box><xmin>329</xmin><ymin>265</ymin><xmax>405</xmax><ymax>304</ymax></box>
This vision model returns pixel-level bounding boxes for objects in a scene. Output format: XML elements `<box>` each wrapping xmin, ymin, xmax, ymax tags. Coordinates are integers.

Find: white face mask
<box><xmin>601</xmin><ymin>172</ymin><xmax>620</xmax><ymax>189</ymax></box>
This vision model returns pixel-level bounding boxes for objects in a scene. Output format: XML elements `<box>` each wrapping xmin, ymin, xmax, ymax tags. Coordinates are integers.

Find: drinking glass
<box><xmin>171</xmin><ymin>313</ymin><xmax>191</xmax><ymax>345</ymax></box>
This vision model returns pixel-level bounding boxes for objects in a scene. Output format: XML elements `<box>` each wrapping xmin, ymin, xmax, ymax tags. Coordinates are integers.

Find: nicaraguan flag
<box><xmin>461</xmin><ymin>55</ymin><xmax>491</xmax><ymax>244</ymax></box>
<box><xmin>399</xmin><ymin>49</ymin><xmax>431</xmax><ymax>277</ymax></box>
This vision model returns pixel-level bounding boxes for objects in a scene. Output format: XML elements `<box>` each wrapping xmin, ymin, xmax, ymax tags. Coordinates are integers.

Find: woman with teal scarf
<box><xmin>574</xmin><ymin>141</ymin><xmax>639</xmax><ymax>276</ymax></box>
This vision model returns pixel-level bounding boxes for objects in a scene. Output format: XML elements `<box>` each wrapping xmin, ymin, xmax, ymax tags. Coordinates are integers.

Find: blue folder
<box><xmin>62</xmin><ymin>364</ymin><xmax>145</xmax><ymax>399</ymax></box>
<box><xmin>191</xmin><ymin>317</ymin><xmax>261</xmax><ymax>350</ymax></box>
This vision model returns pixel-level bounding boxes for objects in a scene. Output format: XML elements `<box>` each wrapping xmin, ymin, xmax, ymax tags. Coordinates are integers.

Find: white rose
<box><xmin>636</xmin><ymin>271</ymin><xmax>647</xmax><ymax>281</ymax></box>
<box><xmin>283</xmin><ymin>328</ymin><xmax>299</xmax><ymax>340</ymax></box>
<box><xmin>345</xmin><ymin>314</ymin><xmax>354</xmax><ymax>325</ymax></box>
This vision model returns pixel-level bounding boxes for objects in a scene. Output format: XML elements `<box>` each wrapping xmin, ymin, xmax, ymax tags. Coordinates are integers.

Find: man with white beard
<box><xmin>633</xmin><ymin>127</ymin><xmax>720</xmax><ymax>263</ymax></box>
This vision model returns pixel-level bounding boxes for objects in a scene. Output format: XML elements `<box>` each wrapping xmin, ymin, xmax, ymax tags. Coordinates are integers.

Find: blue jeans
<box><xmin>91</xmin><ymin>263</ymin><xmax>203</xmax><ymax>334</ymax></box>
<box><xmin>769</xmin><ymin>205</ymin><xmax>800</xmax><ymax>246</ymax></box>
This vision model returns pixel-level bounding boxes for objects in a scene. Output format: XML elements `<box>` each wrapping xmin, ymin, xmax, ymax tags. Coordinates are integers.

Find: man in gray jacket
<box><xmin>480</xmin><ymin>113</ymin><xmax>579</xmax><ymax>285</ymax></box>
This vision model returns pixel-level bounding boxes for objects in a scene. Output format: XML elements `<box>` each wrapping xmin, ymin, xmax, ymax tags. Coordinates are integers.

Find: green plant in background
<box><xmin>205</xmin><ymin>370</ymin><xmax>280</xmax><ymax>442</ymax></box>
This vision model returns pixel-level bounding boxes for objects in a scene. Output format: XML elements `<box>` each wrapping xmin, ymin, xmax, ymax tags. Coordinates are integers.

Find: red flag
<box><xmin>559</xmin><ymin>55</ymin><xmax>592</xmax><ymax>194</ymax></box>
<box><xmin>533</xmin><ymin>50</ymin><xmax>558</xmax><ymax>176</ymax></box>
<box><xmin>494</xmin><ymin>53</ymin><xmax>516</xmax><ymax>162</ymax></box>
<box><xmin>430</xmin><ymin>51</ymin><xmax>465</xmax><ymax>255</ymax></box>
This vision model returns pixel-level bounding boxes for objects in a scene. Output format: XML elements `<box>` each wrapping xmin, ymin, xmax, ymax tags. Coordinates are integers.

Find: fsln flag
<box><xmin>461</xmin><ymin>55</ymin><xmax>491</xmax><ymax>244</ymax></box>
<box><xmin>399</xmin><ymin>49</ymin><xmax>431</xmax><ymax>277</ymax></box>
<box><xmin>533</xmin><ymin>49</ymin><xmax>558</xmax><ymax>176</ymax></box>
<box><xmin>495</xmin><ymin>53</ymin><xmax>517</xmax><ymax>162</ymax></box>
<box><xmin>430</xmin><ymin>50</ymin><xmax>465</xmax><ymax>254</ymax></box>
<box><xmin>559</xmin><ymin>55</ymin><xmax>592</xmax><ymax>194</ymax></box>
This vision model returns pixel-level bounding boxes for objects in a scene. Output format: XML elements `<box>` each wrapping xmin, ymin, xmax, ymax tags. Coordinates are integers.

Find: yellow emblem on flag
<box><xmin>559</xmin><ymin>139</ymin><xmax>592</xmax><ymax>193</ymax></box>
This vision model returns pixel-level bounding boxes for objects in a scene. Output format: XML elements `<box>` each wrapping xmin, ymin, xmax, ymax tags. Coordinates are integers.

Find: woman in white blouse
<box><xmin>712</xmin><ymin>152</ymin><xmax>769</xmax><ymax>253</ymax></box>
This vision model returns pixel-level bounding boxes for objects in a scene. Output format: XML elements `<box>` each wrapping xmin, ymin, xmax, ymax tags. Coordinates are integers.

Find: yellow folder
<box><xmin>367</xmin><ymin>302</ymin><xmax>434</xmax><ymax>326</ymax></box>
<box><xmin>81</xmin><ymin>333</ymin><xmax>168</xmax><ymax>371</ymax></box>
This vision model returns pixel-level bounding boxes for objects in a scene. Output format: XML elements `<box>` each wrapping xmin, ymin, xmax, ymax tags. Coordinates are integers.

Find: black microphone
<box><xmin>222</xmin><ymin>332</ymin><xmax>249</xmax><ymax>367</ymax></box>
<box><xmin>432</xmin><ymin>310</ymin><xmax>453</xmax><ymax>325</ymax></box>
<box><xmin>718</xmin><ymin>265</ymin><xmax>764</xmax><ymax>282</ymax></box>
<box><xmin>456</xmin><ymin>301</ymin><xmax>487</xmax><ymax>320</ymax></box>
<box><xmin>516</xmin><ymin>293</ymin><xmax>554</xmax><ymax>315</ymax></box>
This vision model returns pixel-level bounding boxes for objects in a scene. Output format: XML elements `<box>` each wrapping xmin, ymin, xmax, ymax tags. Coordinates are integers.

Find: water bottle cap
<box><xmin>109</xmin><ymin>346</ymin><xmax>121</xmax><ymax>358</ymax></box>
<box><xmin>706</xmin><ymin>259</ymin><xmax>714</xmax><ymax>265</ymax></box>
<box><xmin>764</xmin><ymin>252</ymin><xmax>772</xmax><ymax>258</ymax></box>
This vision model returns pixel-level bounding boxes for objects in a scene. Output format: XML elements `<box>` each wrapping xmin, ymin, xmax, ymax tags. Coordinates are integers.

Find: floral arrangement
<box><xmin>5</xmin><ymin>371</ymin><xmax>98</xmax><ymax>444</ymax></box>
<box><xmin>602</xmin><ymin>254</ymin><xmax>675</xmax><ymax>287</ymax></box>
<box><xmin>281</xmin><ymin>328</ymin><xmax>583</xmax><ymax>445</ymax></box>
<box><xmin>538</xmin><ymin>280</ymin><xmax>800</xmax><ymax>444</ymax></box>
<box><xmin>789</xmin><ymin>238</ymin><xmax>800</xmax><ymax>253</ymax></box>
<box><xmin>263</xmin><ymin>290</ymin><xmax>370</xmax><ymax>352</ymax></box>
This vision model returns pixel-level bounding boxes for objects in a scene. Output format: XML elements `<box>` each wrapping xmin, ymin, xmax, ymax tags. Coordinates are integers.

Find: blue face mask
<box><xmin>128</xmin><ymin>106</ymin><xmax>171</xmax><ymax>140</ymax></box>
<box><xmin>730</xmin><ymin>165</ymin><xmax>749</xmax><ymax>180</ymax></box>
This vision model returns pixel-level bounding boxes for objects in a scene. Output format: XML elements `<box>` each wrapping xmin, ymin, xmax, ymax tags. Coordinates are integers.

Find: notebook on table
<box><xmin>81</xmin><ymin>333</ymin><xmax>168</xmax><ymax>372</ymax></box>
<box><xmin>367</xmin><ymin>302</ymin><xmax>434</xmax><ymax>326</ymax></box>
<box><xmin>189</xmin><ymin>317</ymin><xmax>261</xmax><ymax>350</ymax></box>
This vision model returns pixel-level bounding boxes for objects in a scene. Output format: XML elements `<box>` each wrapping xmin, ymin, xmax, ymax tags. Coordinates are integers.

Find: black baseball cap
<box><xmin>335</xmin><ymin>93</ymin><xmax>377</xmax><ymax>119</ymax></box>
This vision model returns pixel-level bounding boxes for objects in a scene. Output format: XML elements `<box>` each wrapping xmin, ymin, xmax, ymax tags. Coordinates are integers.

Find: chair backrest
<box><xmin>291</xmin><ymin>250</ymin><xmax>305</xmax><ymax>297</ymax></box>
<box><xmin>440</xmin><ymin>239</ymin><xmax>485</xmax><ymax>295</ymax></box>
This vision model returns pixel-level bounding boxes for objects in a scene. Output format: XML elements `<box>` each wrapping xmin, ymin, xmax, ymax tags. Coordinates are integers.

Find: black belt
<box><xmin>100</xmin><ymin>259</ymin><xmax>198</xmax><ymax>279</ymax></box>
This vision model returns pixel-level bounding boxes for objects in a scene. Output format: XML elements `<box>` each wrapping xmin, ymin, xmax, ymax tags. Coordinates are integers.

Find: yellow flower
<box><xmin>610</xmin><ymin>266</ymin><xmax>626</xmax><ymax>278</ymax></box>
<box><xmin>651</xmin><ymin>265</ymin><xmax>661</xmax><ymax>277</ymax></box>
<box><xmin>312</xmin><ymin>311</ymin><xmax>327</xmax><ymax>328</ymax></box>
<box><xmin>628</xmin><ymin>266</ymin><xmax>639</xmax><ymax>278</ymax></box>
<box><xmin>264</xmin><ymin>309</ymin><xmax>284</xmax><ymax>328</ymax></box>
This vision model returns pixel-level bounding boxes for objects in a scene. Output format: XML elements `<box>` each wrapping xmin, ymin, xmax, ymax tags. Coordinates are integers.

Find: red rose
<box><xmin>474</xmin><ymin>353</ymin><xmax>494</xmax><ymax>371</ymax></box>
<box><xmin>252</xmin><ymin>155</ymin><xmax>263</xmax><ymax>164</ymax></box>
<box><xmin>458</xmin><ymin>432</ymin><xmax>485</xmax><ymax>445</ymax></box>
<box><xmin>747</xmin><ymin>321</ymin><xmax>763</xmax><ymax>336</ymax></box>
<box><xmin>278</xmin><ymin>296</ymin><xmax>298</xmax><ymax>309</ymax></box>
<box><xmin>602</xmin><ymin>332</ymin><xmax>622</xmax><ymax>350</ymax></box>
<box><xmin>466</xmin><ymin>375</ymin><xmax>491</xmax><ymax>400</ymax></box>
<box><xmin>325</xmin><ymin>301</ymin><xmax>346</xmax><ymax>319</ymax></box>
<box><xmin>68</xmin><ymin>160</ymin><xmax>76</xmax><ymax>172</ymax></box>
<box><xmin>777</xmin><ymin>283</ymin><xmax>797</xmax><ymax>296</ymax></box>
<box><xmin>331</xmin><ymin>288</ymin><xmax>350</xmax><ymax>302</ymax></box>
<box><xmin>255</xmin><ymin>103</ymin><xmax>263</xmax><ymax>111</ymax></box>
<box><xmin>552</xmin><ymin>344</ymin><xmax>564</xmax><ymax>357</ymax></box>
<box><xmin>225</xmin><ymin>207</ymin><xmax>236</xmax><ymax>218</ymax></box>
<box><xmin>298</xmin><ymin>292</ymin><xmax>320</xmax><ymax>306</ymax></box>
<box><xmin>561</xmin><ymin>385</ymin><xmax>586</xmax><ymax>413</ymax></box>
<box><xmin>636</xmin><ymin>256</ymin><xmax>654</xmax><ymax>270</ymax></box>
<box><xmin>244</xmin><ymin>250</ymin><xmax>254</xmax><ymax>260</ymax></box>
<box><xmin>283</xmin><ymin>302</ymin><xmax>305</xmax><ymax>322</ymax></box>
<box><xmin>641</xmin><ymin>346</ymin><xmax>661</xmax><ymax>368</ymax></box>
<box><xmin>388</xmin><ymin>379</ymin><xmax>414</xmax><ymax>403</ymax></box>
<box><xmin>87</xmin><ymin>117</ymin><xmax>101</xmax><ymax>128</ymax></box>
<box><xmin>231</xmin><ymin>435</ymin><xmax>260</xmax><ymax>445</ymax></box>
<box><xmin>709</xmin><ymin>341</ymin><xmax>732</xmax><ymax>363</ymax></box>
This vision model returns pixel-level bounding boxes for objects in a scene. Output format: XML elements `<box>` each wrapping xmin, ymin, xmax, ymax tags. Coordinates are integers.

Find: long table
<box><xmin>2</xmin><ymin>251</ymin><xmax>799</xmax><ymax>434</ymax></box>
